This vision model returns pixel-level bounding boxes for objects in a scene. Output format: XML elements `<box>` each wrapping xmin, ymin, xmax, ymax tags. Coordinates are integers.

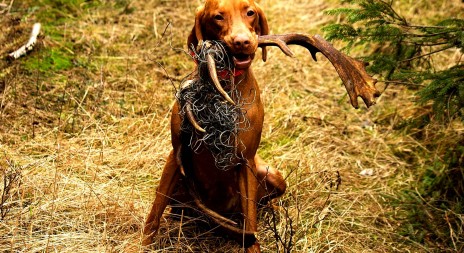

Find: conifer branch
<box><xmin>399</xmin><ymin>45</ymin><xmax>455</xmax><ymax>63</ymax></box>
<box><xmin>323</xmin><ymin>0</ymin><xmax>464</xmax><ymax>121</ymax></box>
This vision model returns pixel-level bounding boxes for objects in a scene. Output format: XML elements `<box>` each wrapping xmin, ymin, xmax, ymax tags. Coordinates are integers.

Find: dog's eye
<box><xmin>247</xmin><ymin>10</ymin><xmax>255</xmax><ymax>16</ymax></box>
<box><xmin>214</xmin><ymin>14</ymin><xmax>224</xmax><ymax>21</ymax></box>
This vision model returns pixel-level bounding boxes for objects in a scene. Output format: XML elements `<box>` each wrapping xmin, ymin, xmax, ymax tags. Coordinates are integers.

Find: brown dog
<box><xmin>142</xmin><ymin>0</ymin><xmax>382</xmax><ymax>251</ymax></box>
<box><xmin>143</xmin><ymin>0</ymin><xmax>287</xmax><ymax>252</ymax></box>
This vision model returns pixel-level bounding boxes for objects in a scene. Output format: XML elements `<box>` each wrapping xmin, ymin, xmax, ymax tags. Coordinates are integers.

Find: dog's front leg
<box><xmin>238</xmin><ymin>159</ymin><xmax>261</xmax><ymax>253</ymax></box>
<box><xmin>142</xmin><ymin>150</ymin><xmax>180</xmax><ymax>246</ymax></box>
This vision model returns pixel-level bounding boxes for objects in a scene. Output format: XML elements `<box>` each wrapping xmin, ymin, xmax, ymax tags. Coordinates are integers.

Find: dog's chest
<box><xmin>193</xmin><ymin>165</ymin><xmax>242</xmax><ymax>212</ymax></box>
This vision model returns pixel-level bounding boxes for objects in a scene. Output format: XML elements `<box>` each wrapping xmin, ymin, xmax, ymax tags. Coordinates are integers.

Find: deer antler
<box><xmin>179</xmin><ymin>163</ymin><xmax>257</xmax><ymax>247</ymax></box>
<box><xmin>258</xmin><ymin>34</ymin><xmax>381</xmax><ymax>108</ymax></box>
<box><xmin>206</xmin><ymin>52</ymin><xmax>235</xmax><ymax>105</ymax></box>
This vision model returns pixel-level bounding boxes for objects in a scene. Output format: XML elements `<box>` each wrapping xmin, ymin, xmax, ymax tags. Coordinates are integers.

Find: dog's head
<box><xmin>188</xmin><ymin>0</ymin><xmax>269</xmax><ymax>69</ymax></box>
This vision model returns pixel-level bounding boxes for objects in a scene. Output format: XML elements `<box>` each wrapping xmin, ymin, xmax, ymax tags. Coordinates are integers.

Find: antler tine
<box><xmin>258</xmin><ymin>36</ymin><xmax>294</xmax><ymax>57</ymax></box>
<box><xmin>258</xmin><ymin>33</ymin><xmax>381</xmax><ymax>108</ymax></box>
<box><xmin>182</xmin><ymin>176</ymin><xmax>257</xmax><ymax>246</ymax></box>
<box><xmin>206</xmin><ymin>53</ymin><xmax>236</xmax><ymax>105</ymax></box>
<box><xmin>179</xmin><ymin>80</ymin><xmax>206</xmax><ymax>133</ymax></box>
<box><xmin>190</xmin><ymin>193</ymin><xmax>256</xmax><ymax>242</ymax></box>
<box><xmin>186</xmin><ymin>102</ymin><xmax>206</xmax><ymax>133</ymax></box>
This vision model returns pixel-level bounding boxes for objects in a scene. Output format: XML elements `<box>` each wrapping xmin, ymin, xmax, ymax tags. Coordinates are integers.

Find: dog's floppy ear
<box><xmin>255</xmin><ymin>3</ymin><xmax>269</xmax><ymax>61</ymax></box>
<box><xmin>187</xmin><ymin>6</ymin><xmax>205</xmax><ymax>52</ymax></box>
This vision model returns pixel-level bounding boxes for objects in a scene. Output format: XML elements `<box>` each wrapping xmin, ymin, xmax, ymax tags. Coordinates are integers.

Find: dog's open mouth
<box><xmin>233</xmin><ymin>53</ymin><xmax>254</xmax><ymax>69</ymax></box>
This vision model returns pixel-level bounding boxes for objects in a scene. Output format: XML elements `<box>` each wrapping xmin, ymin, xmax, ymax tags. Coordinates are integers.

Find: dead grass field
<box><xmin>1</xmin><ymin>0</ymin><xmax>463</xmax><ymax>252</ymax></box>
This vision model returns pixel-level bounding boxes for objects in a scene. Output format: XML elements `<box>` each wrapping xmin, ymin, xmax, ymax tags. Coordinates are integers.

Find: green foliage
<box><xmin>324</xmin><ymin>0</ymin><xmax>464</xmax><ymax>249</ymax></box>
<box><xmin>417</xmin><ymin>66</ymin><xmax>464</xmax><ymax>119</ymax></box>
<box><xmin>421</xmin><ymin>143</ymin><xmax>464</xmax><ymax>202</ymax></box>
<box><xmin>24</xmin><ymin>49</ymin><xmax>74</xmax><ymax>73</ymax></box>
<box><xmin>323</xmin><ymin>0</ymin><xmax>464</xmax><ymax>121</ymax></box>
<box><xmin>33</xmin><ymin>0</ymin><xmax>102</xmax><ymax>23</ymax></box>
<box><xmin>15</xmin><ymin>1</ymin><xmax>103</xmax><ymax>74</ymax></box>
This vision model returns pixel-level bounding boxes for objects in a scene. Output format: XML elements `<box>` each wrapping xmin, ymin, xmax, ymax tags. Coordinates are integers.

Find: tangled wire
<box><xmin>177</xmin><ymin>41</ymin><xmax>251</xmax><ymax>170</ymax></box>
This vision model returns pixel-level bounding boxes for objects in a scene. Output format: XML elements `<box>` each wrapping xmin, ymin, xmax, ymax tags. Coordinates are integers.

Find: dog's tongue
<box><xmin>233</xmin><ymin>56</ymin><xmax>252</xmax><ymax>69</ymax></box>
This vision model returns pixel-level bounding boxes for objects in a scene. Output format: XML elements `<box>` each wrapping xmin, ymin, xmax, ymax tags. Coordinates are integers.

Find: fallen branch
<box><xmin>8</xmin><ymin>23</ymin><xmax>41</xmax><ymax>60</ymax></box>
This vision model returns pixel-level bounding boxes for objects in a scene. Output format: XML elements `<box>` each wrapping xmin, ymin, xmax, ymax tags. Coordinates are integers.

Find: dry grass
<box><xmin>1</xmin><ymin>0</ymin><xmax>463</xmax><ymax>252</ymax></box>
